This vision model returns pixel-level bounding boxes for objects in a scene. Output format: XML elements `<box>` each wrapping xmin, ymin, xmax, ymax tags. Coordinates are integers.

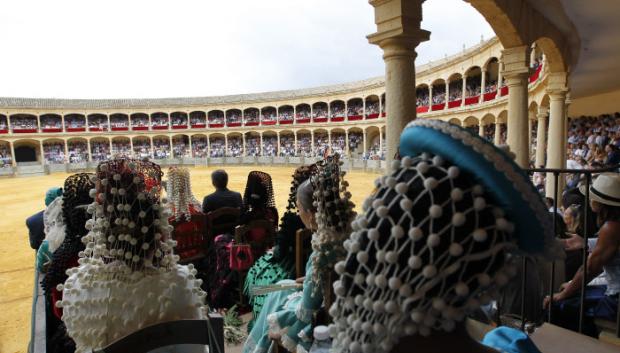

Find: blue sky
<box><xmin>0</xmin><ymin>0</ymin><xmax>493</xmax><ymax>99</ymax></box>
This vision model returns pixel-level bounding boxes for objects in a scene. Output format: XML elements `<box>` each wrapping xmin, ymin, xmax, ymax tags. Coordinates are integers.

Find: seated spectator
<box><xmin>202</xmin><ymin>169</ymin><xmax>243</xmax><ymax>214</ymax></box>
<box><xmin>27</xmin><ymin>187</ymin><xmax>62</xmax><ymax>250</ymax></box>
<box><xmin>58</xmin><ymin>159</ymin><xmax>206</xmax><ymax>353</ymax></box>
<box><xmin>243</xmin><ymin>156</ymin><xmax>354</xmax><ymax>353</ymax></box>
<box><xmin>243</xmin><ymin>165</ymin><xmax>314</xmax><ymax>331</ymax></box>
<box><xmin>240</xmin><ymin>171</ymin><xmax>279</xmax><ymax>258</ymax></box>
<box><xmin>546</xmin><ymin>173</ymin><xmax>620</xmax><ymax>337</ymax></box>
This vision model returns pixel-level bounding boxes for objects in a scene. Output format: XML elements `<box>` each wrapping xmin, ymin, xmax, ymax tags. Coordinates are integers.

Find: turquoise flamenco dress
<box><xmin>243</xmin><ymin>253</ymin><xmax>323</xmax><ymax>353</ymax></box>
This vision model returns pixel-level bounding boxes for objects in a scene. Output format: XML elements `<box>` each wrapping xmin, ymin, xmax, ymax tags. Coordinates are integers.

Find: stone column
<box><xmin>345</xmin><ymin>130</ymin><xmax>350</xmax><ymax>156</ymax></box>
<box><xmin>206</xmin><ymin>136</ymin><xmax>211</xmax><ymax>157</ymax></box>
<box><xmin>188</xmin><ymin>136</ymin><xmax>193</xmax><ymax>158</ymax></box>
<box><xmin>367</xmin><ymin>0</ymin><xmax>429</xmax><ymax>167</ymax></box>
<box><xmin>10</xmin><ymin>141</ymin><xmax>16</xmax><ymax>167</ymax></box>
<box><xmin>294</xmin><ymin>132</ymin><xmax>298</xmax><ymax>156</ymax></box>
<box><xmin>481</xmin><ymin>70</ymin><xmax>486</xmax><ymax>96</ymax></box>
<box><xmin>63</xmin><ymin>140</ymin><xmax>69</xmax><ymax>163</ymax></box>
<box><xmin>494</xmin><ymin>121</ymin><xmax>501</xmax><ymax>145</ymax></box>
<box><xmin>130</xmin><ymin>138</ymin><xmax>134</xmax><ymax>157</ymax></box>
<box><xmin>276</xmin><ymin>132</ymin><xmax>280</xmax><ymax>156</ymax></box>
<box><xmin>149</xmin><ymin>138</ymin><xmax>154</xmax><ymax>158</ymax></box>
<box><xmin>87</xmin><ymin>139</ymin><xmax>92</xmax><ymax>162</ymax></box>
<box><xmin>462</xmin><ymin>75</ymin><xmax>467</xmax><ymax>105</ymax></box>
<box><xmin>260</xmin><ymin>133</ymin><xmax>264</xmax><ymax>156</ymax></box>
<box><xmin>242</xmin><ymin>133</ymin><xmax>246</xmax><ymax>157</ymax></box>
<box><xmin>535</xmin><ymin>107</ymin><xmax>548</xmax><ymax>168</ymax></box>
<box><xmin>168</xmin><ymin>137</ymin><xmax>173</xmax><ymax>159</ymax></box>
<box><xmin>109</xmin><ymin>139</ymin><xmax>113</xmax><ymax>156</ymax></box>
<box><xmin>545</xmin><ymin>73</ymin><xmax>569</xmax><ymax>197</ymax></box>
<box><xmin>224</xmin><ymin>135</ymin><xmax>228</xmax><ymax>157</ymax></box>
<box><xmin>478</xmin><ymin>123</ymin><xmax>484</xmax><ymax>137</ymax></box>
<box><xmin>363</xmin><ymin>130</ymin><xmax>368</xmax><ymax>157</ymax></box>
<box><xmin>502</xmin><ymin>46</ymin><xmax>530</xmax><ymax>167</ymax></box>
<box><xmin>311</xmin><ymin>131</ymin><xmax>315</xmax><ymax>156</ymax></box>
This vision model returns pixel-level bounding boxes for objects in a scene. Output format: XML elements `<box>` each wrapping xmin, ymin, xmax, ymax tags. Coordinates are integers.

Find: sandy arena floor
<box><xmin>0</xmin><ymin>165</ymin><xmax>378</xmax><ymax>353</ymax></box>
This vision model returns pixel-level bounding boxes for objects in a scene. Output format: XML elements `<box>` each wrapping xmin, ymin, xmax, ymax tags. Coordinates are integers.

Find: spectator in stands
<box><xmin>243</xmin><ymin>165</ymin><xmax>315</xmax><ymax>331</ymax></box>
<box><xmin>243</xmin><ymin>155</ymin><xmax>354</xmax><ymax>353</ymax></box>
<box><xmin>202</xmin><ymin>169</ymin><xmax>243</xmax><ymax>214</ymax></box>
<box><xmin>26</xmin><ymin>187</ymin><xmax>62</xmax><ymax>251</ymax></box>
<box><xmin>605</xmin><ymin>144</ymin><xmax>620</xmax><ymax>166</ymax></box>
<box><xmin>59</xmin><ymin>160</ymin><xmax>206</xmax><ymax>353</ymax></box>
<box><xmin>546</xmin><ymin>173</ymin><xmax>620</xmax><ymax>337</ymax></box>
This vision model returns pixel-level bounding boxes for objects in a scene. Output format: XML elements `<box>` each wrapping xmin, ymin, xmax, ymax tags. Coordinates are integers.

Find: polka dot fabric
<box><xmin>329</xmin><ymin>154</ymin><xmax>518</xmax><ymax>353</ymax></box>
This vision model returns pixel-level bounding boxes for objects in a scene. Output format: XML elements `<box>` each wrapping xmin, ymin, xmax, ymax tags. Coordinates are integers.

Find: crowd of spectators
<box><xmin>110</xmin><ymin>117</ymin><xmax>129</xmax><ymax>128</ymax></box>
<box><xmin>279</xmin><ymin>136</ymin><xmax>295</xmax><ymax>157</ymax></box>
<box><xmin>297</xmin><ymin>135</ymin><xmax>312</xmax><ymax>156</ymax></box>
<box><xmin>227</xmin><ymin>136</ymin><xmax>243</xmax><ymax>157</ymax></box>
<box><xmin>190</xmin><ymin>115</ymin><xmax>207</xmax><ymax>126</ymax></box>
<box><xmin>131</xmin><ymin>116</ymin><xmax>149</xmax><ymax>128</ymax></box>
<box><xmin>348</xmin><ymin>132</ymin><xmax>363</xmax><ymax>155</ymax></box>
<box><xmin>347</xmin><ymin>103</ymin><xmax>363</xmax><ymax>116</ymax></box>
<box><xmin>263</xmin><ymin>136</ymin><xmax>277</xmax><ymax>156</ymax></box>
<box><xmin>11</xmin><ymin>116</ymin><xmax>37</xmax><ymax>130</ymax></box>
<box><xmin>133</xmin><ymin>139</ymin><xmax>151</xmax><ymax>159</ymax></box>
<box><xmin>0</xmin><ymin>144</ymin><xmax>12</xmax><ymax>166</ymax></box>
<box><xmin>90</xmin><ymin>141</ymin><xmax>110</xmax><ymax>161</ymax></box>
<box><xmin>448</xmin><ymin>87</ymin><xmax>462</xmax><ymax>102</ymax></box>
<box><xmin>465</xmin><ymin>84</ymin><xmax>481</xmax><ymax>97</ymax></box>
<box><xmin>330</xmin><ymin>104</ymin><xmax>345</xmax><ymax>118</ymax></box>
<box><xmin>279</xmin><ymin>110</ymin><xmax>294</xmax><ymax>122</ymax></box>
<box><xmin>563</xmin><ymin>113</ymin><xmax>620</xmax><ymax>170</ymax></box>
<box><xmin>43</xmin><ymin>143</ymin><xmax>65</xmax><ymax>164</ymax></box>
<box><xmin>227</xmin><ymin>113</ymin><xmax>242</xmax><ymax>125</ymax></box>
<box><xmin>41</xmin><ymin>116</ymin><xmax>62</xmax><ymax>129</ymax></box>
<box><xmin>296</xmin><ymin>108</ymin><xmax>311</xmax><ymax>119</ymax></box>
<box><xmin>432</xmin><ymin>87</ymin><xmax>446</xmax><ymax>105</ymax></box>
<box><xmin>246</xmin><ymin>136</ymin><xmax>261</xmax><ymax>156</ymax></box>
<box><xmin>67</xmin><ymin>141</ymin><xmax>88</xmax><ymax>163</ymax></box>
<box><xmin>244</xmin><ymin>110</ymin><xmax>259</xmax><ymax>124</ymax></box>
<box><xmin>260</xmin><ymin>111</ymin><xmax>277</xmax><ymax>123</ymax></box>
<box><xmin>312</xmin><ymin>107</ymin><xmax>327</xmax><ymax>118</ymax></box>
<box><xmin>209</xmin><ymin>114</ymin><xmax>224</xmax><ymax>125</ymax></box>
<box><xmin>331</xmin><ymin>134</ymin><xmax>346</xmax><ymax>155</ymax></box>
<box><xmin>366</xmin><ymin>102</ymin><xmax>380</xmax><ymax>114</ymax></box>
<box><xmin>484</xmin><ymin>80</ymin><xmax>498</xmax><ymax>93</ymax></box>
<box><xmin>171</xmin><ymin>115</ymin><xmax>188</xmax><ymax>127</ymax></box>
<box><xmin>65</xmin><ymin>116</ymin><xmax>85</xmax><ymax>129</ymax></box>
<box><xmin>88</xmin><ymin>116</ymin><xmax>108</xmax><ymax>130</ymax></box>
<box><xmin>112</xmin><ymin>140</ymin><xmax>131</xmax><ymax>157</ymax></box>
<box><xmin>365</xmin><ymin>141</ymin><xmax>384</xmax><ymax>160</ymax></box>
<box><xmin>191</xmin><ymin>137</ymin><xmax>208</xmax><ymax>158</ymax></box>
<box><xmin>315</xmin><ymin>134</ymin><xmax>329</xmax><ymax>156</ymax></box>
<box><xmin>152</xmin><ymin>115</ymin><xmax>169</xmax><ymax>128</ymax></box>
<box><xmin>210</xmin><ymin>138</ymin><xmax>225</xmax><ymax>157</ymax></box>
<box><xmin>153</xmin><ymin>139</ymin><xmax>171</xmax><ymax>159</ymax></box>
<box><xmin>172</xmin><ymin>138</ymin><xmax>190</xmax><ymax>158</ymax></box>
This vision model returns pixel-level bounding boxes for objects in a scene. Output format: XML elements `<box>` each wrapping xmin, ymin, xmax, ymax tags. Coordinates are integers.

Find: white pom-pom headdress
<box><xmin>166</xmin><ymin>166</ymin><xmax>201</xmax><ymax>222</ymax></box>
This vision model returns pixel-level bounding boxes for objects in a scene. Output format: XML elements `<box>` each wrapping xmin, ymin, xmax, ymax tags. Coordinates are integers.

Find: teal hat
<box><xmin>399</xmin><ymin>119</ymin><xmax>559</xmax><ymax>258</ymax></box>
<box><xmin>482</xmin><ymin>327</ymin><xmax>542</xmax><ymax>353</ymax></box>
<box><xmin>45</xmin><ymin>187</ymin><xmax>63</xmax><ymax>207</ymax></box>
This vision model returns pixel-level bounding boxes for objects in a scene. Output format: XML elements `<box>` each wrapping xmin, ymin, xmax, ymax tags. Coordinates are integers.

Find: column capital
<box><xmin>545</xmin><ymin>72</ymin><xmax>568</xmax><ymax>99</ymax></box>
<box><xmin>536</xmin><ymin>107</ymin><xmax>549</xmax><ymax>119</ymax></box>
<box><xmin>367</xmin><ymin>0</ymin><xmax>429</xmax><ymax>56</ymax></box>
<box><xmin>500</xmin><ymin>46</ymin><xmax>530</xmax><ymax>80</ymax></box>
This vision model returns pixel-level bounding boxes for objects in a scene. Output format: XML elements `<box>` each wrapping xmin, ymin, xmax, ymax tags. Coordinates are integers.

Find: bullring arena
<box><xmin>2</xmin><ymin>1</ymin><xmax>620</xmax><ymax>353</ymax></box>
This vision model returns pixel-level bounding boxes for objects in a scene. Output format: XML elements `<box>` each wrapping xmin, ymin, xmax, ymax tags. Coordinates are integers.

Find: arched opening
<box><xmin>297</xmin><ymin>129</ymin><xmax>312</xmax><ymax>157</ymax></box>
<box><xmin>415</xmin><ymin>85</ymin><xmax>429</xmax><ymax>113</ymax></box>
<box><xmin>365</xmin><ymin>95</ymin><xmax>380</xmax><ymax>119</ymax></box>
<box><xmin>260</xmin><ymin>107</ymin><xmax>277</xmax><ymax>125</ymax></box>
<box><xmin>314</xmin><ymin>129</ymin><xmax>328</xmax><ymax>156</ymax></box>
<box><xmin>348</xmin><ymin>127</ymin><xmax>364</xmax><ymax>157</ymax></box>
<box><xmin>67</xmin><ymin>138</ymin><xmax>88</xmax><ymax>163</ymax></box>
<box><xmin>431</xmin><ymin>79</ymin><xmax>446</xmax><ymax>110</ymax></box>
<box><xmin>447</xmin><ymin>73</ymin><xmax>463</xmax><ymax>108</ymax></box>
<box><xmin>40</xmin><ymin>114</ymin><xmax>63</xmax><ymax>132</ymax></box>
<box><xmin>380</xmin><ymin>93</ymin><xmax>386</xmax><ymax>116</ymax></box>
<box><xmin>90</xmin><ymin>138</ymin><xmax>110</xmax><ymax>162</ymax></box>
<box><xmin>312</xmin><ymin>102</ymin><xmax>328</xmax><ymax>123</ymax></box>
<box><xmin>43</xmin><ymin>139</ymin><xmax>65</xmax><ymax>163</ymax></box>
<box><xmin>189</xmin><ymin>111</ymin><xmax>207</xmax><ymax>128</ymax></box>
<box><xmin>463</xmin><ymin>116</ymin><xmax>480</xmax><ymax>135</ymax></box>
<box><xmin>191</xmin><ymin>134</ymin><xmax>208</xmax><ymax>158</ymax></box>
<box><xmin>65</xmin><ymin>114</ymin><xmax>86</xmax><ymax>132</ymax></box>
<box><xmin>172</xmin><ymin>135</ymin><xmax>190</xmax><ymax>158</ymax></box>
<box><xmin>245</xmin><ymin>132</ymin><xmax>261</xmax><ymax>156</ymax></box>
<box><xmin>87</xmin><ymin>114</ymin><xmax>108</xmax><ymax>131</ymax></box>
<box><xmin>226</xmin><ymin>109</ymin><xmax>242</xmax><ymax>127</ymax></box>
<box><xmin>10</xmin><ymin>114</ymin><xmax>38</xmax><ymax>133</ymax></box>
<box><xmin>278</xmin><ymin>105</ymin><xmax>294</xmax><ymax>125</ymax></box>
<box><xmin>465</xmin><ymin>66</ymin><xmax>482</xmax><ymax>105</ymax></box>
<box><xmin>365</xmin><ymin>126</ymin><xmax>382</xmax><ymax>160</ymax></box>
<box><xmin>14</xmin><ymin>140</ymin><xmax>40</xmax><ymax>163</ymax></box>
<box><xmin>226</xmin><ymin>133</ymin><xmax>243</xmax><ymax>157</ymax></box>
<box><xmin>243</xmin><ymin>108</ymin><xmax>260</xmax><ymax>126</ymax></box>
<box><xmin>0</xmin><ymin>115</ymin><xmax>8</xmax><ymax>133</ymax></box>
<box><xmin>132</xmin><ymin>136</ymin><xmax>151</xmax><ymax>159</ymax></box>
<box><xmin>209</xmin><ymin>134</ymin><xmax>225</xmax><ymax>157</ymax></box>
<box><xmin>151</xmin><ymin>112</ymin><xmax>169</xmax><ymax>130</ymax></box>
<box><xmin>110</xmin><ymin>113</ymin><xmax>129</xmax><ymax>131</ymax></box>
<box><xmin>171</xmin><ymin>112</ymin><xmax>188</xmax><ymax>129</ymax></box>
<box><xmin>484</xmin><ymin>57</ymin><xmax>500</xmax><ymax>101</ymax></box>
<box><xmin>152</xmin><ymin>136</ymin><xmax>171</xmax><ymax>159</ymax></box>
<box><xmin>347</xmin><ymin>98</ymin><xmax>364</xmax><ymax>120</ymax></box>
<box><xmin>481</xmin><ymin>114</ymin><xmax>496</xmax><ymax>142</ymax></box>
<box><xmin>208</xmin><ymin>110</ymin><xmax>224</xmax><ymax>128</ymax></box>
<box><xmin>262</xmin><ymin>131</ymin><xmax>277</xmax><ymax>157</ymax></box>
<box><xmin>330</xmin><ymin>100</ymin><xmax>345</xmax><ymax>122</ymax></box>
<box><xmin>279</xmin><ymin>130</ymin><xmax>295</xmax><ymax>157</ymax></box>
<box><xmin>448</xmin><ymin>118</ymin><xmax>462</xmax><ymax>126</ymax></box>
<box><xmin>0</xmin><ymin>140</ymin><xmax>12</xmax><ymax>166</ymax></box>
<box><xmin>295</xmin><ymin>104</ymin><xmax>311</xmax><ymax>123</ymax></box>
<box><xmin>130</xmin><ymin>113</ymin><xmax>149</xmax><ymax>131</ymax></box>
<box><xmin>497</xmin><ymin>110</ymin><xmax>508</xmax><ymax>145</ymax></box>
<box><xmin>331</xmin><ymin>128</ymin><xmax>346</xmax><ymax>155</ymax></box>
<box><xmin>111</xmin><ymin>136</ymin><xmax>131</xmax><ymax>157</ymax></box>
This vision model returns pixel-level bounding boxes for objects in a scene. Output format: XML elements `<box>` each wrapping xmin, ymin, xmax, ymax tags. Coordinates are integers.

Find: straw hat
<box><xmin>580</xmin><ymin>173</ymin><xmax>620</xmax><ymax>207</ymax></box>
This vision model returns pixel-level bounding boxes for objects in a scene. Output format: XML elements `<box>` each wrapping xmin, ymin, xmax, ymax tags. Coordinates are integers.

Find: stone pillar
<box><xmin>168</xmin><ymin>138</ymin><xmax>173</xmax><ymax>159</ymax></box>
<box><xmin>109</xmin><ymin>139</ymin><xmax>113</xmax><ymax>156</ymax></box>
<box><xmin>188</xmin><ymin>136</ymin><xmax>193</xmax><ymax>157</ymax></box>
<box><xmin>87</xmin><ymin>139</ymin><xmax>92</xmax><ymax>162</ymax></box>
<box><xmin>294</xmin><ymin>132</ymin><xmax>298</xmax><ymax>156</ymax></box>
<box><xmin>150</xmin><ymin>138</ymin><xmax>154</xmax><ymax>158</ymax></box>
<box><xmin>367</xmin><ymin>0</ymin><xmax>429</xmax><ymax>167</ymax></box>
<box><xmin>242</xmin><ymin>133</ymin><xmax>246</xmax><ymax>157</ymax></box>
<box><xmin>61</xmin><ymin>116</ymin><xmax>66</xmax><ymax>133</ymax></box>
<box><xmin>462</xmin><ymin>75</ymin><xmax>467</xmax><ymax>104</ymax></box>
<box><xmin>545</xmin><ymin>73</ymin><xmax>569</xmax><ymax>197</ymax></box>
<box><xmin>130</xmin><ymin>138</ymin><xmax>134</xmax><ymax>157</ymax></box>
<box><xmin>481</xmin><ymin>70</ymin><xmax>486</xmax><ymax>96</ymax></box>
<box><xmin>63</xmin><ymin>140</ymin><xmax>69</xmax><ymax>163</ymax></box>
<box><xmin>328</xmin><ymin>130</ymin><xmax>332</xmax><ymax>149</ymax></box>
<box><xmin>311</xmin><ymin>131</ymin><xmax>315</xmax><ymax>156</ymax></box>
<box><xmin>9</xmin><ymin>141</ymin><xmax>16</xmax><ymax>167</ymax></box>
<box><xmin>478</xmin><ymin>123</ymin><xmax>484</xmax><ymax>137</ymax></box>
<box><xmin>535</xmin><ymin>107</ymin><xmax>548</xmax><ymax>168</ymax></box>
<box><xmin>494</xmin><ymin>121</ymin><xmax>501</xmax><ymax>145</ymax></box>
<box><xmin>276</xmin><ymin>133</ymin><xmax>280</xmax><ymax>156</ymax></box>
<box><xmin>379</xmin><ymin>130</ymin><xmax>383</xmax><ymax>157</ymax></box>
<box><xmin>363</xmin><ymin>130</ymin><xmax>368</xmax><ymax>157</ymax></box>
<box><xmin>260</xmin><ymin>133</ymin><xmax>264</xmax><ymax>156</ymax></box>
<box><xmin>501</xmin><ymin>46</ymin><xmax>530</xmax><ymax>167</ymax></box>
<box><xmin>345</xmin><ymin>130</ymin><xmax>350</xmax><ymax>156</ymax></box>
<box><xmin>224</xmin><ymin>135</ymin><xmax>228</xmax><ymax>157</ymax></box>
<box><xmin>206</xmin><ymin>136</ymin><xmax>211</xmax><ymax>157</ymax></box>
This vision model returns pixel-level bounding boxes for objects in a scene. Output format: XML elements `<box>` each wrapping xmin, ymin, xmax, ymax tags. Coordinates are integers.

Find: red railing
<box><xmin>152</xmin><ymin>125</ymin><xmax>169</xmax><ymax>130</ymax></box>
<box><xmin>296</xmin><ymin>118</ymin><xmax>311</xmax><ymax>124</ymax></box>
<box><xmin>313</xmin><ymin>117</ymin><xmax>328</xmax><ymax>123</ymax></box>
<box><xmin>89</xmin><ymin>127</ymin><xmax>105</xmax><ymax>132</ymax></box>
<box><xmin>529</xmin><ymin>64</ymin><xmax>543</xmax><ymax>83</ymax></box>
<box><xmin>348</xmin><ymin>115</ymin><xmax>363</xmax><ymax>121</ymax></box>
<box><xmin>132</xmin><ymin>126</ymin><xmax>148</xmax><ymax>131</ymax></box>
<box><xmin>172</xmin><ymin>125</ymin><xmax>188</xmax><ymax>129</ymax></box>
<box><xmin>209</xmin><ymin>123</ymin><xmax>224</xmax><ymax>128</ymax></box>
<box><xmin>431</xmin><ymin>103</ymin><xmax>445</xmax><ymax>111</ymax></box>
<box><xmin>13</xmin><ymin>128</ymin><xmax>38</xmax><ymax>133</ymax></box>
<box><xmin>483</xmin><ymin>91</ymin><xmax>497</xmax><ymax>102</ymax></box>
<box><xmin>42</xmin><ymin>128</ymin><xmax>63</xmax><ymax>133</ymax></box>
<box><xmin>244</xmin><ymin>121</ymin><xmax>259</xmax><ymax>127</ymax></box>
<box><xmin>331</xmin><ymin>116</ymin><xmax>345</xmax><ymax>122</ymax></box>
<box><xmin>416</xmin><ymin>106</ymin><xmax>429</xmax><ymax>114</ymax></box>
<box><xmin>111</xmin><ymin>127</ymin><xmax>129</xmax><ymax>131</ymax></box>
<box><xmin>279</xmin><ymin>120</ymin><xmax>293</xmax><ymax>125</ymax></box>
<box><xmin>464</xmin><ymin>96</ymin><xmax>480</xmax><ymax>106</ymax></box>
<box><xmin>227</xmin><ymin>122</ymin><xmax>242</xmax><ymax>127</ymax></box>
<box><xmin>381</xmin><ymin>112</ymin><xmax>386</xmax><ymax>117</ymax></box>
<box><xmin>448</xmin><ymin>100</ymin><xmax>462</xmax><ymax>109</ymax></box>
<box><xmin>261</xmin><ymin>121</ymin><xmax>276</xmax><ymax>126</ymax></box>
<box><xmin>191</xmin><ymin>124</ymin><xmax>207</xmax><ymax>129</ymax></box>
<box><xmin>366</xmin><ymin>113</ymin><xmax>380</xmax><ymax>119</ymax></box>
<box><xmin>500</xmin><ymin>86</ymin><xmax>509</xmax><ymax>97</ymax></box>
<box><xmin>0</xmin><ymin>129</ymin><xmax>8</xmax><ymax>134</ymax></box>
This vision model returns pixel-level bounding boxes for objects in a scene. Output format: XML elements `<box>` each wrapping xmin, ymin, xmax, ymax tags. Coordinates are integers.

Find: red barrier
<box><xmin>0</xmin><ymin>129</ymin><xmax>9</xmax><ymax>134</ymax></box>
<box><xmin>366</xmin><ymin>113</ymin><xmax>379</xmax><ymax>119</ymax></box>
<box><xmin>227</xmin><ymin>122</ymin><xmax>242</xmax><ymax>127</ymax></box>
<box><xmin>296</xmin><ymin>118</ymin><xmax>311</xmax><ymax>124</ymax></box>
<box><xmin>529</xmin><ymin>65</ymin><xmax>542</xmax><ymax>83</ymax></box>
<box><xmin>13</xmin><ymin>128</ymin><xmax>38</xmax><ymax>133</ymax></box>
<box><xmin>172</xmin><ymin>125</ymin><xmax>188</xmax><ymax>129</ymax></box>
<box><xmin>483</xmin><ymin>91</ymin><xmax>497</xmax><ymax>102</ymax></box>
<box><xmin>111</xmin><ymin>127</ymin><xmax>129</xmax><ymax>131</ymax></box>
<box><xmin>313</xmin><ymin>117</ymin><xmax>328</xmax><ymax>123</ymax></box>
<box><xmin>500</xmin><ymin>86</ymin><xmax>509</xmax><ymax>97</ymax></box>
<box><xmin>431</xmin><ymin>103</ymin><xmax>445</xmax><ymax>111</ymax></box>
<box><xmin>209</xmin><ymin>123</ymin><xmax>225</xmax><ymax>128</ymax></box>
<box><xmin>416</xmin><ymin>106</ymin><xmax>429</xmax><ymax>114</ymax></box>
<box><xmin>279</xmin><ymin>120</ymin><xmax>293</xmax><ymax>125</ymax></box>
<box><xmin>42</xmin><ymin>128</ymin><xmax>63</xmax><ymax>133</ymax></box>
<box><xmin>464</xmin><ymin>96</ymin><xmax>480</xmax><ymax>106</ymax></box>
<box><xmin>191</xmin><ymin>124</ymin><xmax>207</xmax><ymax>129</ymax></box>
<box><xmin>261</xmin><ymin>121</ymin><xmax>276</xmax><ymax>126</ymax></box>
<box><xmin>132</xmin><ymin>126</ymin><xmax>148</xmax><ymax>131</ymax></box>
<box><xmin>331</xmin><ymin>116</ymin><xmax>345</xmax><ymax>122</ymax></box>
<box><xmin>89</xmin><ymin>127</ymin><xmax>105</xmax><ymax>132</ymax></box>
<box><xmin>381</xmin><ymin>112</ymin><xmax>386</xmax><ymax>117</ymax></box>
<box><xmin>152</xmin><ymin>125</ymin><xmax>169</xmax><ymax>130</ymax></box>
<box><xmin>348</xmin><ymin>115</ymin><xmax>363</xmax><ymax>121</ymax></box>
<box><xmin>448</xmin><ymin>100</ymin><xmax>462</xmax><ymax>109</ymax></box>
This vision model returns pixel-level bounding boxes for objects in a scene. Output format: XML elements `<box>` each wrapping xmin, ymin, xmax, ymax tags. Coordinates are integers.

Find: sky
<box><xmin>0</xmin><ymin>0</ymin><xmax>494</xmax><ymax>99</ymax></box>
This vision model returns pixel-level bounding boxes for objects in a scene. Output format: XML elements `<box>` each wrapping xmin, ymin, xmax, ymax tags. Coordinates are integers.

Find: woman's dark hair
<box><xmin>296</xmin><ymin>179</ymin><xmax>316</xmax><ymax>213</ymax></box>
